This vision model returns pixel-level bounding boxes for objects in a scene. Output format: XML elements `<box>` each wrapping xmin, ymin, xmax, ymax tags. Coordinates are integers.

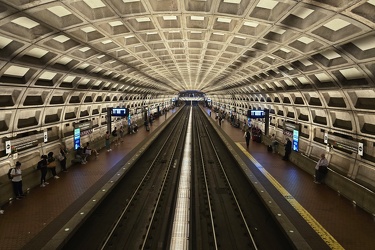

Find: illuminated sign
<box><xmin>74</xmin><ymin>128</ymin><xmax>81</xmax><ymax>150</ymax></box>
<box><xmin>293</xmin><ymin>129</ymin><xmax>299</xmax><ymax>151</ymax></box>
<box><xmin>111</xmin><ymin>108</ymin><xmax>128</xmax><ymax>117</ymax></box>
<box><xmin>283</xmin><ymin>121</ymin><xmax>300</xmax><ymax>137</ymax></box>
<box><xmin>247</xmin><ymin>110</ymin><xmax>265</xmax><ymax>118</ymax></box>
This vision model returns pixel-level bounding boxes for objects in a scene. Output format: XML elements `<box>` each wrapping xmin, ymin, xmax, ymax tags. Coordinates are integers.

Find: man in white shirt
<box><xmin>314</xmin><ymin>154</ymin><xmax>329</xmax><ymax>184</ymax></box>
<box><xmin>11</xmin><ymin>161</ymin><xmax>25</xmax><ymax>199</ymax></box>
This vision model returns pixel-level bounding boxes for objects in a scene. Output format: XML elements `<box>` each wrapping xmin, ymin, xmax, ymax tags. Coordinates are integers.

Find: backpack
<box><xmin>7</xmin><ymin>168</ymin><xmax>14</xmax><ymax>180</ymax></box>
<box><xmin>37</xmin><ymin>160</ymin><xmax>43</xmax><ymax>170</ymax></box>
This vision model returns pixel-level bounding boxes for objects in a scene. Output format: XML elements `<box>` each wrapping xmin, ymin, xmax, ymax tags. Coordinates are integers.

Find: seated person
<box><xmin>133</xmin><ymin>123</ymin><xmax>138</xmax><ymax>133</ymax></box>
<box><xmin>83</xmin><ymin>142</ymin><xmax>99</xmax><ymax>158</ymax></box>
<box><xmin>73</xmin><ymin>147</ymin><xmax>87</xmax><ymax>164</ymax></box>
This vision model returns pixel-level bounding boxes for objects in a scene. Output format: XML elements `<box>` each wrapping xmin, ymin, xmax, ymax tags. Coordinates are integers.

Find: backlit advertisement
<box><xmin>293</xmin><ymin>129</ymin><xmax>299</xmax><ymax>151</ymax></box>
<box><xmin>74</xmin><ymin>128</ymin><xmax>81</xmax><ymax>150</ymax></box>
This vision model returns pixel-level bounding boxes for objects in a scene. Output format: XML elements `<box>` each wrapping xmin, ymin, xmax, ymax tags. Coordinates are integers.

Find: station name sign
<box><xmin>5</xmin><ymin>132</ymin><xmax>44</xmax><ymax>154</ymax></box>
<box><xmin>327</xmin><ymin>134</ymin><xmax>363</xmax><ymax>155</ymax></box>
<box><xmin>283</xmin><ymin>121</ymin><xmax>300</xmax><ymax>137</ymax></box>
<box><xmin>74</xmin><ymin>121</ymin><xmax>93</xmax><ymax>137</ymax></box>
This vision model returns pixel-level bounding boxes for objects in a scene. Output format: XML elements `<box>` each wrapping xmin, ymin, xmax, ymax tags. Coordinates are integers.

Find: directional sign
<box><xmin>324</xmin><ymin>132</ymin><xmax>328</xmax><ymax>144</ymax></box>
<box><xmin>44</xmin><ymin>131</ymin><xmax>48</xmax><ymax>143</ymax></box>
<box><xmin>358</xmin><ymin>142</ymin><xmax>363</xmax><ymax>156</ymax></box>
<box><xmin>5</xmin><ymin>141</ymin><xmax>11</xmax><ymax>154</ymax></box>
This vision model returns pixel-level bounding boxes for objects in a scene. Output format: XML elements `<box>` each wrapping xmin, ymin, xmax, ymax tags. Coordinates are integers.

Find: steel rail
<box><xmin>194</xmin><ymin>109</ymin><xmax>219</xmax><ymax>249</ymax></box>
<box><xmin>100</xmin><ymin>110</ymin><xmax>188</xmax><ymax>249</ymax></box>
<box><xmin>201</xmin><ymin>110</ymin><xmax>258</xmax><ymax>250</ymax></box>
<box><xmin>141</xmin><ymin>109</ymin><xmax>189</xmax><ymax>249</ymax></box>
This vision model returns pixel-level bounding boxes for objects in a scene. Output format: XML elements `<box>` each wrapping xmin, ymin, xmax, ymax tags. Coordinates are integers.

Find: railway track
<box><xmin>192</xmin><ymin>107</ymin><xmax>257</xmax><ymax>249</ymax></box>
<box><xmin>63</xmin><ymin>106</ymin><xmax>293</xmax><ymax>249</ymax></box>
<box><xmin>63</xmin><ymin>108</ymin><xmax>190</xmax><ymax>249</ymax></box>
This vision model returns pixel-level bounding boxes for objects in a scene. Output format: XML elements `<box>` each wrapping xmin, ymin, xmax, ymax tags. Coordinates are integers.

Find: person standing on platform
<box><xmin>244</xmin><ymin>128</ymin><xmax>251</xmax><ymax>148</ymax></box>
<box><xmin>119</xmin><ymin>126</ymin><xmax>124</xmax><ymax>143</ymax></box>
<box><xmin>58</xmin><ymin>145</ymin><xmax>68</xmax><ymax>172</ymax></box>
<box><xmin>11</xmin><ymin>161</ymin><xmax>24</xmax><ymax>199</ymax></box>
<box><xmin>314</xmin><ymin>153</ymin><xmax>329</xmax><ymax>184</ymax></box>
<box><xmin>282</xmin><ymin>138</ymin><xmax>292</xmax><ymax>161</ymax></box>
<box><xmin>149</xmin><ymin>115</ymin><xmax>153</xmax><ymax>126</ymax></box>
<box><xmin>144</xmin><ymin>120</ymin><xmax>150</xmax><ymax>131</ymax></box>
<box><xmin>105</xmin><ymin>131</ymin><xmax>112</xmax><ymax>152</ymax></box>
<box><xmin>112</xmin><ymin>127</ymin><xmax>118</xmax><ymax>146</ymax></box>
<box><xmin>271</xmin><ymin>134</ymin><xmax>278</xmax><ymax>153</ymax></box>
<box><xmin>38</xmin><ymin>155</ymin><xmax>49</xmax><ymax>187</ymax></box>
<box><xmin>47</xmin><ymin>152</ymin><xmax>59</xmax><ymax>179</ymax></box>
<box><xmin>219</xmin><ymin>116</ymin><xmax>222</xmax><ymax>126</ymax></box>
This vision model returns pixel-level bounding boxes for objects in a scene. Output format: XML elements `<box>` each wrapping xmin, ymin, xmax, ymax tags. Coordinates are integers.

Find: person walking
<box><xmin>47</xmin><ymin>152</ymin><xmax>59</xmax><ymax>179</ymax></box>
<box><xmin>38</xmin><ymin>155</ymin><xmax>49</xmax><ymax>187</ymax></box>
<box><xmin>314</xmin><ymin>153</ymin><xmax>329</xmax><ymax>184</ymax></box>
<box><xmin>282</xmin><ymin>138</ymin><xmax>292</xmax><ymax>161</ymax></box>
<box><xmin>244</xmin><ymin>128</ymin><xmax>251</xmax><ymax>148</ymax></box>
<box><xmin>58</xmin><ymin>145</ymin><xmax>68</xmax><ymax>172</ymax></box>
<box><xmin>10</xmin><ymin>161</ymin><xmax>24</xmax><ymax>199</ymax></box>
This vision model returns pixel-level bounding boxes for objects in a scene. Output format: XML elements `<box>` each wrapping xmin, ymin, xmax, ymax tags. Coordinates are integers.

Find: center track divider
<box><xmin>236</xmin><ymin>143</ymin><xmax>344</xmax><ymax>250</ymax></box>
<box><xmin>169</xmin><ymin>106</ymin><xmax>192</xmax><ymax>250</ymax></box>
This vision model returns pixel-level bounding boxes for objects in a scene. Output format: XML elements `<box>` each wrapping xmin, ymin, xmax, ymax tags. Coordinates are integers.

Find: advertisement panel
<box><xmin>293</xmin><ymin>129</ymin><xmax>299</xmax><ymax>152</ymax></box>
<box><xmin>74</xmin><ymin>128</ymin><xmax>81</xmax><ymax>150</ymax></box>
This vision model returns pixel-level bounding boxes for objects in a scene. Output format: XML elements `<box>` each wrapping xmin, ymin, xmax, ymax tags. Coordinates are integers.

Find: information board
<box><xmin>111</xmin><ymin>108</ymin><xmax>128</xmax><ymax>117</ymax></box>
<box><xmin>247</xmin><ymin>110</ymin><xmax>265</xmax><ymax>118</ymax></box>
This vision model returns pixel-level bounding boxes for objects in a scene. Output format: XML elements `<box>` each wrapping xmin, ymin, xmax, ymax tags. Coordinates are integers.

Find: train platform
<box><xmin>0</xmin><ymin>106</ymin><xmax>374</xmax><ymax>250</ymax></box>
<box><xmin>204</xmin><ymin>107</ymin><xmax>375</xmax><ymax>250</ymax></box>
<box><xmin>0</xmin><ymin>109</ymin><xmax>176</xmax><ymax>250</ymax></box>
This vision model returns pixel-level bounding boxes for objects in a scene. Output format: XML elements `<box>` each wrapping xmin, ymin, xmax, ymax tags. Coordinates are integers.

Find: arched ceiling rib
<box><xmin>0</xmin><ymin>0</ymin><xmax>374</xmax><ymax>96</ymax></box>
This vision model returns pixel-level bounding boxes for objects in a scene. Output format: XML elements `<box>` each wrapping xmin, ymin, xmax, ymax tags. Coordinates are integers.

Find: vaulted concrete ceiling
<box><xmin>0</xmin><ymin>0</ymin><xmax>374</xmax><ymax>97</ymax></box>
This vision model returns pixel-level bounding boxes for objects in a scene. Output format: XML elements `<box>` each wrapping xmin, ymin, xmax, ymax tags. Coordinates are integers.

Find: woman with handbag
<box><xmin>47</xmin><ymin>152</ymin><xmax>59</xmax><ymax>179</ymax></box>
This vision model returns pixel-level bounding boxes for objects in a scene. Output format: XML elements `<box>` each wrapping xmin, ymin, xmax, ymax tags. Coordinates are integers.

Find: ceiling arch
<box><xmin>0</xmin><ymin>0</ymin><xmax>375</xmax><ymax>139</ymax></box>
<box><xmin>0</xmin><ymin>0</ymin><xmax>373</xmax><ymax>95</ymax></box>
